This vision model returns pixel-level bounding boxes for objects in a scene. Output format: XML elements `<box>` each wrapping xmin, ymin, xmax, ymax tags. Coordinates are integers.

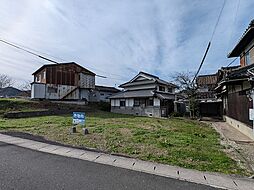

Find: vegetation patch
<box><xmin>0</xmin><ymin>110</ymin><xmax>249</xmax><ymax>176</ymax></box>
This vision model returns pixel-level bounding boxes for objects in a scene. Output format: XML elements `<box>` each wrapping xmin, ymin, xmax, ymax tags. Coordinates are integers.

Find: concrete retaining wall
<box><xmin>224</xmin><ymin>115</ymin><xmax>254</xmax><ymax>140</ymax></box>
<box><xmin>111</xmin><ymin>106</ymin><xmax>161</xmax><ymax>117</ymax></box>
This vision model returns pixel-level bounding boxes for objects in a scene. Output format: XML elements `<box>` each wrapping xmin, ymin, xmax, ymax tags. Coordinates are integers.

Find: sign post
<box><xmin>71</xmin><ymin>112</ymin><xmax>86</xmax><ymax>133</ymax></box>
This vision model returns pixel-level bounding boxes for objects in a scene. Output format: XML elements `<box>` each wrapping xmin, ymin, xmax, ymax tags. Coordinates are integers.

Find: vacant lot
<box><xmin>0</xmin><ymin>110</ymin><xmax>248</xmax><ymax>176</ymax></box>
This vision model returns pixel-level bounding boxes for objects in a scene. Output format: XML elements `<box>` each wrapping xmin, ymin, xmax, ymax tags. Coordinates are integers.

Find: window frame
<box><xmin>245</xmin><ymin>51</ymin><xmax>251</xmax><ymax>65</ymax></box>
<box><xmin>159</xmin><ymin>85</ymin><xmax>166</xmax><ymax>92</ymax></box>
<box><xmin>120</xmin><ymin>100</ymin><xmax>126</xmax><ymax>107</ymax></box>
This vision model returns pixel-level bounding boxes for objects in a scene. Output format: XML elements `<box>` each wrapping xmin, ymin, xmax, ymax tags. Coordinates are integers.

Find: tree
<box><xmin>0</xmin><ymin>74</ymin><xmax>14</xmax><ymax>88</ymax></box>
<box><xmin>19</xmin><ymin>80</ymin><xmax>31</xmax><ymax>91</ymax></box>
<box><xmin>172</xmin><ymin>72</ymin><xmax>199</xmax><ymax>118</ymax></box>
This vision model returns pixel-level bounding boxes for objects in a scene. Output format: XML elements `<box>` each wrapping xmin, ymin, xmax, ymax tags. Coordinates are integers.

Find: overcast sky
<box><xmin>0</xmin><ymin>0</ymin><xmax>254</xmax><ymax>88</ymax></box>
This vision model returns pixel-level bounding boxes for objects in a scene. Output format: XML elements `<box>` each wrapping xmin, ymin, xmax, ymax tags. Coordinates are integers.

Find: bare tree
<box><xmin>0</xmin><ymin>74</ymin><xmax>14</xmax><ymax>88</ymax></box>
<box><xmin>172</xmin><ymin>72</ymin><xmax>199</xmax><ymax>118</ymax></box>
<box><xmin>19</xmin><ymin>80</ymin><xmax>31</xmax><ymax>91</ymax></box>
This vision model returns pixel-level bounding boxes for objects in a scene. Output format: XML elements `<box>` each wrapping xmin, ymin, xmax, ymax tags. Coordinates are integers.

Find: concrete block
<box><xmin>154</xmin><ymin>163</ymin><xmax>179</xmax><ymax>179</ymax></box>
<box><xmin>39</xmin><ymin>145</ymin><xmax>62</xmax><ymax>153</ymax></box>
<box><xmin>64</xmin><ymin>149</ymin><xmax>87</xmax><ymax>158</ymax></box>
<box><xmin>9</xmin><ymin>138</ymin><xmax>31</xmax><ymax>145</ymax></box>
<box><xmin>18</xmin><ymin>141</ymin><xmax>42</xmax><ymax>148</ymax></box>
<box><xmin>27</xmin><ymin>142</ymin><xmax>50</xmax><ymax>150</ymax></box>
<box><xmin>204</xmin><ymin>173</ymin><xmax>238</xmax><ymax>190</ymax></box>
<box><xmin>0</xmin><ymin>137</ymin><xmax>22</xmax><ymax>143</ymax></box>
<box><xmin>79</xmin><ymin>151</ymin><xmax>102</xmax><ymax>161</ymax></box>
<box><xmin>0</xmin><ymin>134</ymin><xmax>14</xmax><ymax>141</ymax></box>
<box><xmin>94</xmin><ymin>154</ymin><xmax>118</xmax><ymax>165</ymax></box>
<box><xmin>178</xmin><ymin>168</ymin><xmax>207</xmax><ymax>185</ymax></box>
<box><xmin>112</xmin><ymin>157</ymin><xmax>137</xmax><ymax>170</ymax></box>
<box><xmin>234</xmin><ymin>178</ymin><xmax>254</xmax><ymax>190</ymax></box>
<box><xmin>51</xmin><ymin>147</ymin><xmax>73</xmax><ymax>156</ymax></box>
<box><xmin>132</xmin><ymin>160</ymin><xmax>157</xmax><ymax>173</ymax></box>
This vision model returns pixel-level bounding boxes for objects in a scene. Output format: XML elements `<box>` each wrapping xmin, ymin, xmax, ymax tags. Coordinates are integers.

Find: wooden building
<box><xmin>31</xmin><ymin>62</ymin><xmax>95</xmax><ymax>100</ymax></box>
<box><xmin>215</xmin><ymin>20</ymin><xmax>254</xmax><ymax>140</ymax></box>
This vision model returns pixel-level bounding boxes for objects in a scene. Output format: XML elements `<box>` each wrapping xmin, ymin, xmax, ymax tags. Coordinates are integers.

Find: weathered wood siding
<box><xmin>227</xmin><ymin>92</ymin><xmax>252</xmax><ymax>127</ymax></box>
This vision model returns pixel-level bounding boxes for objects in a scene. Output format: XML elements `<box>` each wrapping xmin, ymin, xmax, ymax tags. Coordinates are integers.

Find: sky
<box><xmin>0</xmin><ymin>0</ymin><xmax>254</xmax><ymax>88</ymax></box>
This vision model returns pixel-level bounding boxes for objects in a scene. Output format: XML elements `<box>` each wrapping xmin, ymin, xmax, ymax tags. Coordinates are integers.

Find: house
<box><xmin>31</xmin><ymin>62</ymin><xmax>120</xmax><ymax>102</ymax></box>
<box><xmin>196</xmin><ymin>74</ymin><xmax>218</xmax><ymax>100</ymax></box>
<box><xmin>109</xmin><ymin>71</ymin><xmax>177</xmax><ymax>117</ymax></box>
<box><xmin>31</xmin><ymin>62</ymin><xmax>95</xmax><ymax>100</ymax></box>
<box><xmin>196</xmin><ymin>74</ymin><xmax>222</xmax><ymax>117</ymax></box>
<box><xmin>215</xmin><ymin>20</ymin><xmax>254</xmax><ymax>140</ymax></box>
<box><xmin>89</xmin><ymin>85</ymin><xmax>120</xmax><ymax>102</ymax></box>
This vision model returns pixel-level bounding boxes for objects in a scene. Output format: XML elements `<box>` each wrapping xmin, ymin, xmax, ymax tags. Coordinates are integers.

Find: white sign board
<box><xmin>249</xmin><ymin>109</ymin><xmax>254</xmax><ymax>120</ymax></box>
<box><xmin>73</xmin><ymin>112</ymin><xmax>85</xmax><ymax>125</ymax></box>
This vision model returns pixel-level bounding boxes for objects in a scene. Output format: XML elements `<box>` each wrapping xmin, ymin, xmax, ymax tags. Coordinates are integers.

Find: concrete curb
<box><xmin>0</xmin><ymin>134</ymin><xmax>253</xmax><ymax>190</ymax></box>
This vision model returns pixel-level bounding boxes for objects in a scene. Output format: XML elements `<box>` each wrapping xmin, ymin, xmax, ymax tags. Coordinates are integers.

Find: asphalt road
<box><xmin>0</xmin><ymin>142</ymin><xmax>219</xmax><ymax>190</ymax></box>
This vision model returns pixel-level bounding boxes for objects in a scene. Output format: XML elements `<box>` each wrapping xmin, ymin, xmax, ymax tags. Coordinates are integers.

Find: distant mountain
<box><xmin>0</xmin><ymin>87</ymin><xmax>22</xmax><ymax>97</ymax></box>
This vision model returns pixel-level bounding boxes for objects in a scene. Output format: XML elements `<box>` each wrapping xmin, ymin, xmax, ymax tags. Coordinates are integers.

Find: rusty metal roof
<box><xmin>32</xmin><ymin>62</ymin><xmax>95</xmax><ymax>75</ymax></box>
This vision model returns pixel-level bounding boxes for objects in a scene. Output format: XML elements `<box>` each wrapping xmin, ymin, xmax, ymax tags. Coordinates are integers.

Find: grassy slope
<box><xmin>0</xmin><ymin>98</ymin><xmax>41</xmax><ymax>115</ymax></box>
<box><xmin>0</xmin><ymin>111</ymin><xmax>248</xmax><ymax>175</ymax></box>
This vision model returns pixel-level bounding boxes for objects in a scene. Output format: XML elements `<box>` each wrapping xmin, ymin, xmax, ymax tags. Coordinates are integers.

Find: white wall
<box><xmin>154</xmin><ymin>98</ymin><xmax>160</xmax><ymax>106</ymax></box>
<box><xmin>126</xmin><ymin>98</ymin><xmax>134</xmax><ymax>107</ymax></box>
<box><xmin>31</xmin><ymin>83</ymin><xmax>46</xmax><ymax>99</ymax></box>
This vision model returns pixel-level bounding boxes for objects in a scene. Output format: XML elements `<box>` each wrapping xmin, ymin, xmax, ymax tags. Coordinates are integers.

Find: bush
<box><xmin>170</xmin><ymin>112</ymin><xmax>183</xmax><ymax>117</ymax></box>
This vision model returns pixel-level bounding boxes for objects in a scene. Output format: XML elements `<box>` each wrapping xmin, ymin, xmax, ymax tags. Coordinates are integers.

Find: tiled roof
<box><xmin>32</xmin><ymin>62</ymin><xmax>95</xmax><ymax>75</ymax></box>
<box><xmin>228</xmin><ymin>19</ymin><xmax>254</xmax><ymax>57</ymax></box>
<box><xmin>109</xmin><ymin>90</ymin><xmax>155</xmax><ymax>99</ymax></box>
<box><xmin>95</xmin><ymin>85</ymin><xmax>120</xmax><ymax>93</ymax></box>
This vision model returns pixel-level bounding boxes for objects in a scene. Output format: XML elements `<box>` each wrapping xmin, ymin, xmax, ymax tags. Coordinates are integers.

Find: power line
<box><xmin>0</xmin><ymin>38</ymin><xmax>67</xmax><ymax>62</ymax></box>
<box><xmin>0</xmin><ymin>38</ymin><xmax>128</xmax><ymax>80</ymax></box>
<box><xmin>226</xmin><ymin>0</ymin><xmax>240</xmax><ymax>52</ymax></box>
<box><xmin>0</xmin><ymin>38</ymin><xmax>129</xmax><ymax>80</ymax></box>
<box><xmin>191</xmin><ymin>42</ymin><xmax>211</xmax><ymax>84</ymax></box>
<box><xmin>0</xmin><ymin>39</ymin><xmax>59</xmax><ymax>64</ymax></box>
<box><xmin>210</xmin><ymin>0</ymin><xmax>227</xmax><ymax>42</ymax></box>
<box><xmin>226</xmin><ymin>57</ymin><xmax>238</xmax><ymax>67</ymax></box>
<box><xmin>192</xmin><ymin>0</ymin><xmax>226</xmax><ymax>84</ymax></box>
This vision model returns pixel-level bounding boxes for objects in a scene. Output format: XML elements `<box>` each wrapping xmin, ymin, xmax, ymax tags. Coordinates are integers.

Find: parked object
<box><xmin>109</xmin><ymin>71</ymin><xmax>177</xmax><ymax>117</ymax></box>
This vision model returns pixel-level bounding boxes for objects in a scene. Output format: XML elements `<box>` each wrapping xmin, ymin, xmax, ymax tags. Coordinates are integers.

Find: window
<box><xmin>100</xmin><ymin>93</ymin><xmax>105</xmax><ymax>96</ymax></box>
<box><xmin>245</xmin><ymin>51</ymin><xmax>251</xmax><ymax>65</ymax></box>
<box><xmin>120</xmin><ymin>100</ymin><xmax>126</xmax><ymax>107</ymax></box>
<box><xmin>43</xmin><ymin>71</ymin><xmax>46</xmax><ymax>79</ymax></box>
<box><xmin>134</xmin><ymin>99</ymin><xmax>140</xmax><ymax>106</ymax></box>
<box><xmin>146</xmin><ymin>98</ymin><xmax>153</xmax><ymax>106</ymax></box>
<box><xmin>159</xmin><ymin>86</ymin><xmax>165</xmax><ymax>92</ymax></box>
<box><xmin>37</xmin><ymin>75</ymin><xmax>41</xmax><ymax>82</ymax></box>
<box><xmin>168</xmin><ymin>88</ymin><xmax>173</xmax><ymax>93</ymax></box>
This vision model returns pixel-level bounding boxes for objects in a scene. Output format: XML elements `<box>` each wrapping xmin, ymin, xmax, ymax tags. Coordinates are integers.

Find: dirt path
<box><xmin>207</xmin><ymin>121</ymin><xmax>254</xmax><ymax>176</ymax></box>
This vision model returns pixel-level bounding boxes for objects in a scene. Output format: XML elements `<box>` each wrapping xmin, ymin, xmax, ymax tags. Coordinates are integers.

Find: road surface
<box><xmin>0</xmin><ymin>142</ymin><xmax>219</xmax><ymax>190</ymax></box>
